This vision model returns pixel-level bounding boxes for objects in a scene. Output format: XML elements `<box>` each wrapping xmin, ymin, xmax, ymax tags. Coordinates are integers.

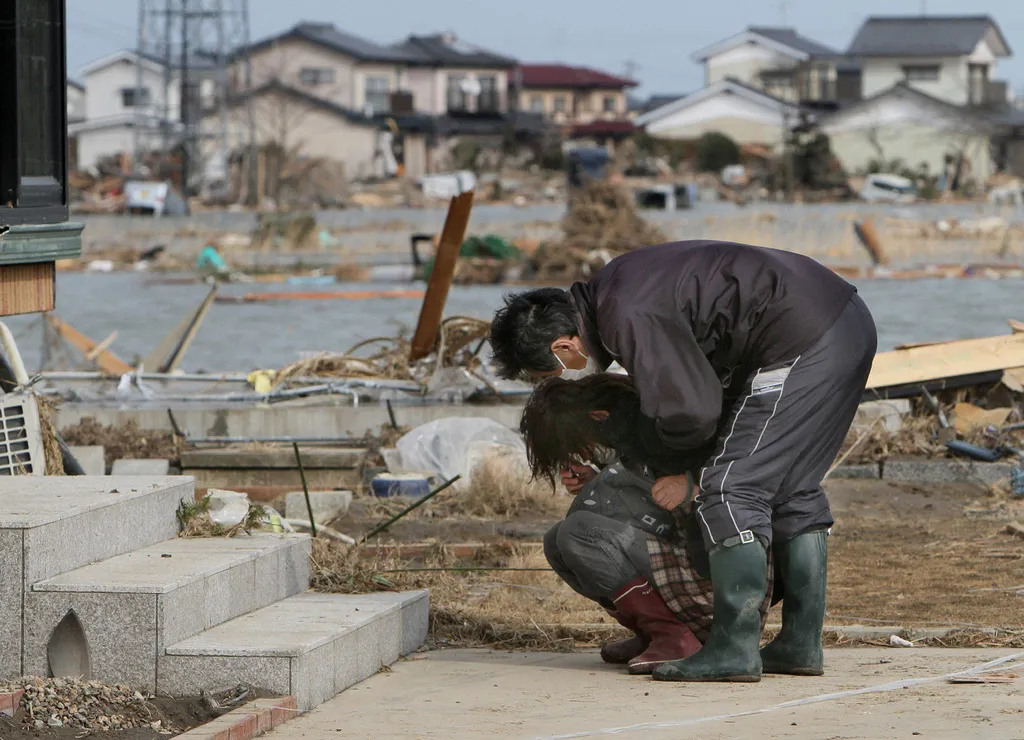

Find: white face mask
<box><xmin>555</xmin><ymin>350</ymin><xmax>600</xmax><ymax>380</ymax></box>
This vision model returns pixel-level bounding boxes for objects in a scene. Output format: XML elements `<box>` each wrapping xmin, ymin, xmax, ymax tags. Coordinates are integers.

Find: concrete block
<box><xmin>883</xmin><ymin>459</ymin><xmax>1013</xmax><ymax>486</ymax></box>
<box><xmin>23</xmin><ymin>591</ymin><xmax>156</xmax><ymax>690</ymax></box>
<box><xmin>180</xmin><ymin>448</ymin><xmax>365</xmax><ymax>470</ymax></box>
<box><xmin>68</xmin><ymin>446</ymin><xmax>106</xmax><ymax>476</ymax></box>
<box><xmin>0</xmin><ymin>531</ymin><xmax>23</xmax><ymax>679</ymax></box>
<box><xmin>854</xmin><ymin>399</ymin><xmax>912</xmax><ymax>434</ymax></box>
<box><xmin>283</xmin><ymin>490</ymin><xmax>353</xmax><ymax>523</ymax></box>
<box><xmin>0</xmin><ymin>477</ymin><xmax>192</xmax><ymax>586</ymax></box>
<box><xmin>158</xmin><ymin>655</ymin><xmax>291</xmax><ymax>697</ymax></box>
<box><xmin>184</xmin><ymin>469</ymin><xmax>358</xmax><ymax>490</ymax></box>
<box><xmin>111</xmin><ymin>459</ymin><xmax>171</xmax><ymax>476</ymax></box>
<box><xmin>28</xmin><ymin>533</ymin><xmax>309</xmax><ymax>688</ymax></box>
<box><xmin>828</xmin><ymin>463</ymin><xmax>881</xmax><ymax>480</ymax></box>
<box><xmin>161</xmin><ymin>590</ymin><xmax>429</xmax><ymax>710</ymax></box>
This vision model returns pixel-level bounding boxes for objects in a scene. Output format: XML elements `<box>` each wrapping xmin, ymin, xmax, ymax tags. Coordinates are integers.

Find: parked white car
<box><xmin>859</xmin><ymin>173</ymin><xmax>917</xmax><ymax>203</ymax></box>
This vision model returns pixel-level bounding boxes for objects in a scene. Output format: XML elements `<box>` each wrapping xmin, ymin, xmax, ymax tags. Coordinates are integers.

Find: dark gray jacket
<box><xmin>570</xmin><ymin>240</ymin><xmax>855</xmax><ymax>450</ymax></box>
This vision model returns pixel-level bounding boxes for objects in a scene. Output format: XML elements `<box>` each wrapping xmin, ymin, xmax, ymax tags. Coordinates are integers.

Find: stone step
<box><xmin>24</xmin><ymin>533</ymin><xmax>311</xmax><ymax>692</ymax></box>
<box><xmin>0</xmin><ymin>476</ymin><xmax>193</xmax><ymax>680</ymax></box>
<box><xmin>159</xmin><ymin>591</ymin><xmax>429</xmax><ymax>710</ymax></box>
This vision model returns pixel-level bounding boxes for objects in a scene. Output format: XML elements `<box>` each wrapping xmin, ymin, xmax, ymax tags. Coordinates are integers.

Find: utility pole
<box><xmin>134</xmin><ymin>0</ymin><xmax>252</xmax><ymax>197</ymax></box>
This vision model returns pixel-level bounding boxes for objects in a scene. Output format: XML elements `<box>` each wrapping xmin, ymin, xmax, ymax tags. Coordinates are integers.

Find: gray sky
<box><xmin>68</xmin><ymin>0</ymin><xmax>1024</xmax><ymax>96</ymax></box>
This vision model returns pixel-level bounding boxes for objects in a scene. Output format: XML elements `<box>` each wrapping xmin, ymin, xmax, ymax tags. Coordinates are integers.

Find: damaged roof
<box><xmin>847</xmin><ymin>16</ymin><xmax>1012</xmax><ymax>57</ymax></box>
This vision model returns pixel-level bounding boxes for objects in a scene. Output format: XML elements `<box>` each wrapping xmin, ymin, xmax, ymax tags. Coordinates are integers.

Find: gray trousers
<box><xmin>544</xmin><ymin>511</ymin><xmax>655</xmax><ymax>605</ymax></box>
<box><xmin>695</xmin><ymin>293</ymin><xmax>877</xmax><ymax>549</ymax></box>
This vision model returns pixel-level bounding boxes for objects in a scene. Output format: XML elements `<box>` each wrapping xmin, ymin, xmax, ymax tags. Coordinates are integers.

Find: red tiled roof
<box><xmin>518</xmin><ymin>64</ymin><xmax>637</xmax><ymax>89</ymax></box>
<box><xmin>570</xmin><ymin>120</ymin><xmax>636</xmax><ymax>137</ymax></box>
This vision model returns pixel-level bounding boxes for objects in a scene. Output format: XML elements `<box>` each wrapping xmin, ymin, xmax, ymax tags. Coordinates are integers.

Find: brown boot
<box><xmin>600</xmin><ymin>608</ymin><xmax>650</xmax><ymax>664</ymax></box>
<box><xmin>609</xmin><ymin>578</ymin><xmax>702</xmax><ymax>675</ymax></box>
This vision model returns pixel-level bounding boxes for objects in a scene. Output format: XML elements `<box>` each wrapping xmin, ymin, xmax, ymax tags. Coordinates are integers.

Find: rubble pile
<box><xmin>2</xmin><ymin>677</ymin><xmax>170</xmax><ymax>731</ymax></box>
<box><xmin>532</xmin><ymin>180</ymin><xmax>668</xmax><ymax>281</ymax></box>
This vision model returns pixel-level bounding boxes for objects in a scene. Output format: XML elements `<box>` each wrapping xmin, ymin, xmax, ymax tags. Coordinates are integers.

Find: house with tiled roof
<box><xmin>514</xmin><ymin>64</ymin><xmax>638</xmax><ymax>145</ymax></box>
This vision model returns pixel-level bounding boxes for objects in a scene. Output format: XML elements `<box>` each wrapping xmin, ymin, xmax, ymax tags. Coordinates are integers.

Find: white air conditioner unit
<box><xmin>0</xmin><ymin>321</ymin><xmax>44</xmax><ymax>476</ymax></box>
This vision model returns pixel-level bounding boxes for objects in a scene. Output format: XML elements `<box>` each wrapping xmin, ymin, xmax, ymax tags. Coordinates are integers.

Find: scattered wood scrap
<box><xmin>867</xmin><ymin>331</ymin><xmax>1024</xmax><ymax>392</ymax></box>
<box><xmin>1006</xmin><ymin>522</ymin><xmax>1024</xmax><ymax>541</ymax></box>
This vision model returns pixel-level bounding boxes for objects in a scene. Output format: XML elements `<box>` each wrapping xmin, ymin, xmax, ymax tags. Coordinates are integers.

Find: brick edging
<box><xmin>176</xmin><ymin>696</ymin><xmax>299</xmax><ymax>740</ymax></box>
<box><xmin>0</xmin><ymin>689</ymin><xmax>25</xmax><ymax>718</ymax></box>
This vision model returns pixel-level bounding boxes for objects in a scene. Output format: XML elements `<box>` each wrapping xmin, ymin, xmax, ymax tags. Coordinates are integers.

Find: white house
<box><xmin>820</xmin><ymin>84</ymin><xmax>998</xmax><ymax>183</ymax></box>
<box><xmin>846</xmin><ymin>15</ymin><xmax>1012</xmax><ymax>107</ymax></box>
<box><xmin>635</xmin><ymin>78</ymin><xmax>801</xmax><ymax>148</ymax></box>
<box><xmin>70</xmin><ymin>50</ymin><xmax>183</xmax><ymax>170</ymax></box>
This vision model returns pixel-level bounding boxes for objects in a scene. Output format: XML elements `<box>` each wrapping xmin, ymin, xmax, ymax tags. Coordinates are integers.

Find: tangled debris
<box><xmin>533</xmin><ymin>180</ymin><xmax>667</xmax><ymax>281</ymax></box>
<box><xmin>176</xmin><ymin>495</ymin><xmax>270</xmax><ymax>538</ymax></box>
<box><xmin>272</xmin><ymin>316</ymin><xmax>491</xmax><ymax>386</ymax></box>
<box><xmin>60</xmin><ymin>417</ymin><xmax>181</xmax><ymax>469</ymax></box>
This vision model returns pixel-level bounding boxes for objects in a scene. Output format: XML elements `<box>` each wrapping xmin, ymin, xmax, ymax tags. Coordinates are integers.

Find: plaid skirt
<box><xmin>645</xmin><ymin>513</ymin><xmax>774</xmax><ymax>644</ymax></box>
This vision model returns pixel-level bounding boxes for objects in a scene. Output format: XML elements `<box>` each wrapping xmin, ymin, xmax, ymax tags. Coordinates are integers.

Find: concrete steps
<box><xmin>160</xmin><ymin>591</ymin><xmax>429</xmax><ymax>710</ymax></box>
<box><xmin>0</xmin><ymin>477</ymin><xmax>192</xmax><ymax>679</ymax></box>
<box><xmin>24</xmin><ymin>534</ymin><xmax>311</xmax><ymax>691</ymax></box>
<box><xmin>0</xmin><ymin>476</ymin><xmax>429</xmax><ymax>712</ymax></box>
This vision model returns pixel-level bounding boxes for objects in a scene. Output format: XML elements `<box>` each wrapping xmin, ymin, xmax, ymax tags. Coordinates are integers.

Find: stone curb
<box><xmin>176</xmin><ymin>696</ymin><xmax>299</xmax><ymax>740</ymax></box>
<box><xmin>0</xmin><ymin>689</ymin><xmax>25</xmax><ymax>717</ymax></box>
<box><xmin>831</xmin><ymin>459</ymin><xmax>1014</xmax><ymax>485</ymax></box>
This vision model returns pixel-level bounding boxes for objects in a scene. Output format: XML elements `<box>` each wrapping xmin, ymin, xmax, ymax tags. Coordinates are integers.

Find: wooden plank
<box><xmin>45</xmin><ymin>314</ymin><xmax>133</xmax><ymax>377</ymax></box>
<box><xmin>144</xmin><ymin>284</ymin><xmax>218</xmax><ymax>373</ymax></box>
<box><xmin>0</xmin><ymin>262</ymin><xmax>55</xmax><ymax>316</ymax></box>
<box><xmin>867</xmin><ymin>333</ymin><xmax>1024</xmax><ymax>391</ymax></box>
<box><xmin>409</xmin><ymin>190</ymin><xmax>475</xmax><ymax>361</ymax></box>
<box><xmin>1010</xmin><ymin>319</ymin><xmax>1024</xmax><ymax>334</ymax></box>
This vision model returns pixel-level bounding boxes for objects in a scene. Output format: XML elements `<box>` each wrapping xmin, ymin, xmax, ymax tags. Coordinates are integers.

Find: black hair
<box><xmin>519</xmin><ymin>374</ymin><xmax>638</xmax><ymax>484</ymax></box>
<box><xmin>489</xmin><ymin>288</ymin><xmax>579</xmax><ymax>380</ymax></box>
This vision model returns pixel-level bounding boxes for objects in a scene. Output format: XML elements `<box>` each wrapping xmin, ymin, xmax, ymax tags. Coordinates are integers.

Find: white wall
<box><xmin>646</xmin><ymin>92</ymin><xmax>790</xmax><ymax>146</ymax></box>
<box><xmin>84</xmin><ymin>58</ymin><xmax>178</xmax><ymax>121</ymax></box>
<box><xmin>76</xmin><ymin>125</ymin><xmax>163</xmax><ymax>169</ymax></box>
<box><xmin>246</xmin><ymin>38</ymin><xmax>361</xmax><ymax>109</ymax></box>
<box><xmin>706</xmin><ymin>43</ymin><xmax>801</xmax><ymax>87</ymax></box>
<box><xmin>860</xmin><ymin>56</ymin><xmax>971</xmax><ymax>105</ymax></box>
<box><xmin>67</xmin><ymin>85</ymin><xmax>86</xmax><ymax>122</ymax></box>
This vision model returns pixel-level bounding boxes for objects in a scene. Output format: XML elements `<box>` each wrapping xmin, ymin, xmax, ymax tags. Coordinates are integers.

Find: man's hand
<box><xmin>560</xmin><ymin>463</ymin><xmax>598</xmax><ymax>494</ymax></box>
<box><xmin>651</xmin><ymin>474</ymin><xmax>694</xmax><ymax>511</ymax></box>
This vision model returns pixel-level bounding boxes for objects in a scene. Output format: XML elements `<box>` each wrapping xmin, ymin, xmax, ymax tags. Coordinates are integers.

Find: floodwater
<box><xmin>3</xmin><ymin>272</ymin><xmax>1021</xmax><ymax>372</ymax></box>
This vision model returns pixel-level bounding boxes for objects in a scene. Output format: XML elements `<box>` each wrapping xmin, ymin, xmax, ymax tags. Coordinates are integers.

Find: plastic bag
<box><xmin>394</xmin><ymin>418</ymin><xmax>526</xmax><ymax>485</ymax></box>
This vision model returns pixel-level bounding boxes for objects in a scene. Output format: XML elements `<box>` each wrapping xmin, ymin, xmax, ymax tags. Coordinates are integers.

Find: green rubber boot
<box><xmin>653</xmin><ymin>535</ymin><xmax>768</xmax><ymax>683</ymax></box>
<box><xmin>760</xmin><ymin>529</ymin><xmax>827</xmax><ymax>676</ymax></box>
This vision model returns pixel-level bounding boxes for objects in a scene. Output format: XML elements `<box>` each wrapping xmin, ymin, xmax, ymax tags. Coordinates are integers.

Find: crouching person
<box><xmin>521</xmin><ymin>374</ymin><xmax>774</xmax><ymax>674</ymax></box>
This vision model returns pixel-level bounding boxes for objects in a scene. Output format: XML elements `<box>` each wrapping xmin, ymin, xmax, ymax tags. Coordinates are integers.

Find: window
<box><xmin>602</xmin><ymin>95</ymin><xmax>617</xmax><ymax>113</ymax></box>
<box><xmin>121</xmin><ymin>86</ymin><xmax>152</xmax><ymax>108</ymax></box>
<box><xmin>0</xmin><ymin>0</ymin><xmax>68</xmax><ymax>225</ymax></box>
<box><xmin>364</xmin><ymin>76</ymin><xmax>390</xmax><ymax>115</ymax></box>
<box><xmin>446</xmin><ymin>75</ymin><xmax>467</xmax><ymax>112</ymax></box>
<box><xmin>968</xmin><ymin>63</ymin><xmax>988</xmax><ymax>106</ymax></box>
<box><xmin>553</xmin><ymin>96</ymin><xmax>567</xmax><ymax>114</ymax></box>
<box><xmin>903</xmin><ymin>65</ymin><xmax>940</xmax><ymax>82</ymax></box>
<box><xmin>299</xmin><ymin>67</ymin><xmax>335</xmax><ymax>86</ymax></box>
<box><xmin>477</xmin><ymin>75</ymin><xmax>499</xmax><ymax>113</ymax></box>
<box><xmin>529</xmin><ymin>95</ymin><xmax>544</xmax><ymax>113</ymax></box>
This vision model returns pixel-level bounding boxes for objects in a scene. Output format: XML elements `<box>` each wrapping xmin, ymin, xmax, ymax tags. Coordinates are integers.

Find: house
<box><xmin>514</xmin><ymin>64</ymin><xmax>637</xmax><ymax>145</ymax></box>
<box><xmin>228</xmin><ymin>23</ymin><xmax>529</xmax><ymax>179</ymax></box>
<box><xmin>67</xmin><ymin>79</ymin><xmax>86</xmax><ymax>124</ymax></box>
<box><xmin>395</xmin><ymin>33</ymin><xmax>517</xmax><ymax>118</ymax></box>
<box><xmin>691</xmin><ymin>26</ymin><xmax>859</xmax><ymax>106</ymax></box>
<box><xmin>820</xmin><ymin>83</ymin><xmax>1016</xmax><ymax>183</ymax></box>
<box><xmin>69</xmin><ymin>49</ymin><xmax>217</xmax><ymax>170</ymax></box>
<box><xmin>635</xmin><ymin>78</ymin><xmax>802</xmax><ymax>149</ymax></box>
<box><xmin>846</xmin><ymin>15</ymin><xmax>1012</xmax><ymax>107</ymax></box>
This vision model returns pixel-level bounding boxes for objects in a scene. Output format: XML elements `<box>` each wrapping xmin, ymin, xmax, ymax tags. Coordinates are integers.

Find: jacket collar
<box><xmin>568</xmin><ymin>282</ymin><xmax>613</xmax><ymax>370</ymax></box>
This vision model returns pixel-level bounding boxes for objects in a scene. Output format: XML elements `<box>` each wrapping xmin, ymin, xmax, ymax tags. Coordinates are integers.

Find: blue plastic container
<box><xmin>370</xmin><ymin>474</ymin><xmax>431</xmax><ymax>499</ymax></box>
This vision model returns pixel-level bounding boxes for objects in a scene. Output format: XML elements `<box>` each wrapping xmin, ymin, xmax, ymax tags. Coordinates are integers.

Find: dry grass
<box><xmin>61</xmin><ymin>416</ymin><xmax>181</xmax><ymax>467</ymax></box>
<box><xmin>175</xmin><ymin>495</ymin><xmax>271</xmax><ymax>538</ymax></box>
<box><xmin>838</xmin><ymin>413</ymin><xmax>1024</xmax><ymax>464</ymax></box>
<box><xmin>310</xmin><ymin>538</ymin><xmax>613</xmax><ymax>651</ymax></box>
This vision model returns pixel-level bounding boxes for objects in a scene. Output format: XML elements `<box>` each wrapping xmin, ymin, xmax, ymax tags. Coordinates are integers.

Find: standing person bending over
<box><xmin>489</xmin><ymin>240</ymin><xmax>877</xmax><ymax>683</ymax></box>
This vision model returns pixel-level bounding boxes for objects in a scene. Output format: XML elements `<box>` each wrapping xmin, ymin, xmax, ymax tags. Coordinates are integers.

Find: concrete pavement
<box><xmin>263</xmin><ymin>647</ymin><xmax>1024</xmax><ymax>740</ymax></box>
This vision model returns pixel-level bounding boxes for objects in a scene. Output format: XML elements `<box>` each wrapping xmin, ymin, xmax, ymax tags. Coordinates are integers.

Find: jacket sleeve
<box><xmin>605</xmin><ymin>310</ymin><xmax>723</xmax><ymax>450</ymax></box>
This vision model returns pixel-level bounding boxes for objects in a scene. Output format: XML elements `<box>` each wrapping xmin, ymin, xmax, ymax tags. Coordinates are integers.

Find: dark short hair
<box><xmin>489</xmin><ymin>288</ymin><xmax>579</xmax><ymax>379</ymax></box>
<box><xmin>519</xmin><ymin>374</ymin><xmax>637</xmax><ymax>484</ymax></box>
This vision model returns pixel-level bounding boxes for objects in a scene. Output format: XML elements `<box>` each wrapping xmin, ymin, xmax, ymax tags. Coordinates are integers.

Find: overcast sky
<box><xmin>68</xmin><ymin>0</ymin><xmax>1024</xmax><ymax>96</ymax></box>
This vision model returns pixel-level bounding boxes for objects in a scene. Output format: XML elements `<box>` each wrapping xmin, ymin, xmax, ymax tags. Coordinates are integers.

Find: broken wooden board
<box><xmin>1009</xmin><ymin>319</ymin><xmax>1024</xmax><ymax>334</ymax></box>
<box><xmin>409</xmin><ymin>190</ymin><xmax>475</xmax><ymax>361</ymax></box>
<box><xmin>952</xmin><ymin>402</ymin><xmax>1012</xmax><ymax>435</ymax></box>
<box><xmin>866</xmin><ymin>333</ymin><xmax>1024</xmax><ymax>392</ymax></box>
<box><xmin>46</xmin><ymin>314</ymin><xmax>133</xmax><ymax>376</ymax></box>
<box><xmin>1006</xmin><ymin>522</ymin><xmax>1024</xmax><ymax>541</ymax></box>
<box><xmin>143</xmin><ymin>284</ymin><xmax>218</xmax><ymax>373</ymax></box>
<box><xmin>948</xmin><ymin>673</ymin><xmax>1018</xmax><ymax>684</ymax></box>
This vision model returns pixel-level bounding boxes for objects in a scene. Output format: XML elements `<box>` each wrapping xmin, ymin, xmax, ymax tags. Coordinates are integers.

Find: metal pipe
<box><xmin>186</xmin><ymin>435</ymin><xmax>365</xmax><ymax>444</ymax></box>
<box><xmin>358</xmin><ymin>475</ymin><xmax>462</xmax><ymax>544</ymax></box>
